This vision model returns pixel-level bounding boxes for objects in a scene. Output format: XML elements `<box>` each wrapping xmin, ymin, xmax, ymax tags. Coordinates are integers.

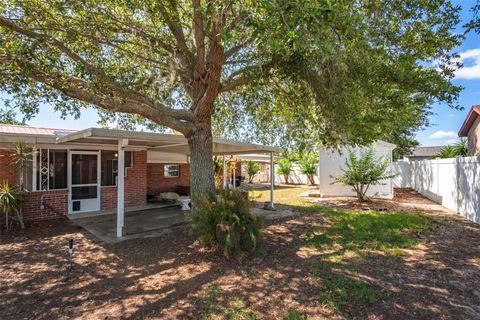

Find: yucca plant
<box><xmin>452</xmin><ymin>139</ymin><xmax>468</xmax><ymax>157</ymax></box>
<box><xmin>244</xmin><ymin>160</ymin><xmax>260</xmax><ymax>183</ymax></box>
<box><xmin>334</xmin><ymin>147</ymin><xmax>397</xmax><ymax>202</ymax></box>
<box><xmin>190</xmin><ymin>189</ymin><xmax>263</xmax><ymax>260</ymax></box>
<box><xmin>299</xmin><ymin>152</ymin><xmax>317</xmax><ymax>185</ymax></box>
<box><xmin>9</xmin><ymin>142</ymin><xmax>34</xmax><ymax>190</ymax></box>
<box><xmin>436</xmin><ymin>145</ymin><xmax>458</xmax><ymax>159</ymax></box>
<box><xmin>276</xmin><ymin>158</ymin><xmax>293</xmax><ymax>184</ymax></box>
<box><xmin>0</xmin><ymin>181</ymin><xmax>24</xmax><ymax>230</ymax></box>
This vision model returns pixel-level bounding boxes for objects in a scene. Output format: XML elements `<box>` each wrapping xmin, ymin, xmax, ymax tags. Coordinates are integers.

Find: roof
<box><xmin>407</xmin><ymin>146</ymin><xmax>442</xmax><ymax>158</ymax></box>
<box><xmin>458</xmin><ymin>105</ymin><xmax>480</xmax><ymax>137</ymax></box>
<box><xmin>0</xmin><ymin>124</ymin><xmax>76</xmax><ymax>136</ymax></box>
<box><xmin>0</xmin><ymin>125</ymin><xmax>281</xmax><ymax>154</ymax></box>
<box><xmin>374</xmin><ymin>140</ymin><xmax>396</xmax><ymax>149</ymax></box>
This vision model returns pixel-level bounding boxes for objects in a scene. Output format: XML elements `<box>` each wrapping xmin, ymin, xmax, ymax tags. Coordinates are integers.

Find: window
<box><xmin>101</xmin><ymin>151</ymin><xmax>133</xmax><ymax>186</ymax></box>
<box><xmin>36</xmin><ymin>150</ymin><xmax>68</xmax><ymax>190</ymax></box>
<box><xmin>164</xmin><ymin>164</ymin><xmax>179</xmax><ymax>177</ymax></box>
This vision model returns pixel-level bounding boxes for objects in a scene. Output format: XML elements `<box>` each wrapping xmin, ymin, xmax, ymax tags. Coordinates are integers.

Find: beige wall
<box><xmin>467</xmin><ymin>116</ymin><xmax>480</xmax><ymax>156</ymax></box>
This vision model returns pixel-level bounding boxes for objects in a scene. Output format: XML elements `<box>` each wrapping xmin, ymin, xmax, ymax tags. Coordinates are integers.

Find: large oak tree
<box><xmin>0</xmin><ymin>0</ymin><xmax>462</xmax><ymax>201</ymax></box>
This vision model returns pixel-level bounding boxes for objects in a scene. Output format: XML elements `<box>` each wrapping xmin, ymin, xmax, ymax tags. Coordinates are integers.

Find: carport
<box><xmin>56</xmin><ymin>128</ymin><xmax>281</xmax><ymax>238</ymax></box>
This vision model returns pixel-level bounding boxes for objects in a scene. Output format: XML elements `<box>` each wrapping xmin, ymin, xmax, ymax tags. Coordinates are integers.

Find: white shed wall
<box><xmin>318</xmin><ymin>144</ymin><xmax>395</xmax><ymax>199</ymax></box>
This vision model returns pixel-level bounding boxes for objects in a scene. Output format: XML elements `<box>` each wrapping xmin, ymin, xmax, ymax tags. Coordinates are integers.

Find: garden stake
<box><xmin>67</xmin><ymin>239</ymin><xmax>74</xmax><ymax>270</ymax></box>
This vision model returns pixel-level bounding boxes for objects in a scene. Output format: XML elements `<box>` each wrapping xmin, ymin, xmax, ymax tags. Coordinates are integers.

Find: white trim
<box><xmin>68</xmin><ymin>150</ymin><xmax>101</xmax><ymax>214</ymax></box>
<box><xmin>117</xmin><ymin>138</ymin><xmax>128</xmax><ymax>238</ymax></box>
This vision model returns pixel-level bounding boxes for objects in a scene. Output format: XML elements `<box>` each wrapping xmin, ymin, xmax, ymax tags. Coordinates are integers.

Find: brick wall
<box><xmin>0</xmin><ymin>149</ymin><xmax>19</xmax><ymax>184</ymax></box>
<box><xmin>100</xmin><ymin>150</ymin><xmax>148</xmax><ymax>211</ymax></box>
<box><xmin>147</xmin><ymin>163</ymin><xmax>190</xmax><ymax>196</ymax></box>
<box><xmin>22</xmin><ymin>189</ymin><xmax>68</xmax><ymax>221</ymax></box>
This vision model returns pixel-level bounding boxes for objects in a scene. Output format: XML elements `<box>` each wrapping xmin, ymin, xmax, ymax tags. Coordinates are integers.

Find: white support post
<box><xmin>32</xmin><ymin>149</ymin><xmax>37</xmax><ymax>191</ymax></box>
<box><xmin>223</xmin><ymin>155</ymin><xmax>227</xmax><ymax>189</ymax></box>
<box><xmin>232</xmin><ymin>158</ymin><xmax>236</xmax><ymax>189</ymax></box>
<box><xmin>269</xmin><ymin>152</ymin><xmax>275</xmax><ymax>209</ymax></box>
<box><xmin>116</xmin><ymin>138</ymin><xmax>128</xmax><ymax>238</ymax></box>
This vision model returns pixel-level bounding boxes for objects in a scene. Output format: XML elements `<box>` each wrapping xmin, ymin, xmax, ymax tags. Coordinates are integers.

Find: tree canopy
<box><xmin>0</xmin><ymin>0</ymin><xmax>463</xmax><ymax>198</ymax></box>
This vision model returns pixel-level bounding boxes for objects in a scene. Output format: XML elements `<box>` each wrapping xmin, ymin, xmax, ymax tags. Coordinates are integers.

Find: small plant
<box><xmin>190</xmin><ymin>189</ymin><xmax>263</xmax><ymax>260</ymax></box>
<box><xmin>436</xmin><ymin>139</ymin><xmax>468</xmax><ymax>158</ymax></box>
<box><xmin>276</xmin><ymin>158</ymin><xmax>293</xmax><ymax>184</ymax></box>
<box><xmin>334</xmin><ymin>147</ymin><xmax>396</xmax><ymax>202</ymax></box>
<box><xmin>0</xmin><ymin>181</ymin><xmax>24</xmax><ymax>230</ymax></box>
<box><xmin>8</xmin><ymin>142</ymin><xmax>34</xmax><ymax>190</ymax></box>
<box><xmin>298</xmin><ymin>152</ymin><xmax>317</xmax><ymax>185</ymax></box>
<box><xmin>244</xmin><ymin>161</ymin><xmax>261</xmax><ymax>184</ymax></box>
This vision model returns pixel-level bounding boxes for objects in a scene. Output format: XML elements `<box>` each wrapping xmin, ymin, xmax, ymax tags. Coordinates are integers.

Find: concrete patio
<box><xmin>70</xmin><ymin>206</ymin><xmax>188</xmax><ymax>243</ymax></box>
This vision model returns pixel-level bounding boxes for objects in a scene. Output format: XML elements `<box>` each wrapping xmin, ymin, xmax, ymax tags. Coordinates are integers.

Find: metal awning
<box><xmin>56</xmin><ymin>128</ymin><xmax>282</xmax><ymax>154</ymax></box>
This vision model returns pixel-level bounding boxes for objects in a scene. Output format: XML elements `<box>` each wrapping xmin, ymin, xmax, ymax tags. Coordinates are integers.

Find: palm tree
<box><xmin>245</xmin><ymin>161</ymin><xmax>260</xmax><ymax>184</ymax></box>
<box><xmin>436</xmin><ymin>139</ymin><xmax>468</xmax><ymax>159</ymax></box>
<box><xmin>299</xmin><ymin>152</ymin><xmax>317</xmax><ymax>185</ymax></box>
<box><xmin>452</xmin><ymin>139</ymin><xmax>468</xmax><ymax>157</ymax></box>
<box><xmin>276</xmin><ymin>158</ymin><xmax>293</xmax><ymax>184</ymax></box>
<box><xmin>436</xmin><ymin>145</ymin><xmax>457</xmax><ymax>159</ymax></box>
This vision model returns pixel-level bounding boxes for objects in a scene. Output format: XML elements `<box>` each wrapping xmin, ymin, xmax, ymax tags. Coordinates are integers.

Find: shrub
<box><xmin>299</xmin><ymin>152</ymin><xmax>317</xmax><ymax>185</ymax></box>
<box><xmin>0</xmin><ymin>181</ymin><xmax>24</xmax><ymax>230</ymax></box>
<box><xmin>436</xmin><ymin>139</ymin><xmax>468</xmax><ymax>158</ymax></box>
<box><xmin>276</xmin><ymin>158</ymin><xmax>293</xmax><ymax>184</ymax></box>
<box><xmin>334</xmin><ymin>147</ymin><xmax>396</xmax><ymax>202</ymax></box>
<box><xmin>244</xmin><ymin>160</ymin><xmax>261</xmax><ymax>183</ymax></box>
<box><xmin>190</xmin><ymin>189</ymin><xmax>263</xmax><ymax>260</ymax></box>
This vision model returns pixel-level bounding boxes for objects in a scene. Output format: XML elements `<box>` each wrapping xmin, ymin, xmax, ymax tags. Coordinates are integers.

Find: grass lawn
<box><xmin>1</xmin><ymin>186</ymin><xmax>479</xmax><ymax>319</ymax></box>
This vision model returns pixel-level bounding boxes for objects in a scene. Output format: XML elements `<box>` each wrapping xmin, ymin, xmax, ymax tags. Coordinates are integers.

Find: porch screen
<box><xmin>101</xmin><ymin>151</ymin><xmax>132</xmax><ymax>186</ymax></box>
<box><xmin>36</xmin><ymin>150</ymin><xmax>67</xmax><ymax>190</ymax></box>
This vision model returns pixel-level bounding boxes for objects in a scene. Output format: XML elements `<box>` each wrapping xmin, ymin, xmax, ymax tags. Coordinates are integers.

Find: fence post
<box><xmin>436</xmin><ymin>158</ymin><xmax>440</xmax><ymax>203</ymax></box>
<box><xmin>454</xmin><ymin>156</ymin><xmax>461</xmax><ymax>213</ymax></box>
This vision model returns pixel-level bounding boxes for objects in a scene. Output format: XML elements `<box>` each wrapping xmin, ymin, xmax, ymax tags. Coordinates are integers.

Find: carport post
<box><xmin>116</xmin><ymin>138</ymin><xmax>128</xmax><ymax>238</ymax></box>
<box><xmin>269</xmin><ymin>152</ymin><xmax>275</xmax><ymax>209</ymax></box>
<box><xmin>223</xmin><ymin>154</ymin><xmax>227</xmax><ymax>189</ymax></box>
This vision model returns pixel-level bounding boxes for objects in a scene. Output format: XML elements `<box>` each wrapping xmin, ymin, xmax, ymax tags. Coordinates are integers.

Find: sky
<box><xmin>2</xmin><ymin>1</ymin><xmax>480</xmax><ymax>147</ymax></box>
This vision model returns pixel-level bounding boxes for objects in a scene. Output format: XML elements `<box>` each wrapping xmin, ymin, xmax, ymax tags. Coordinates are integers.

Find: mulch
<box><xmin>1</xmin><ymin>189</ymin><xmax>479</xmax><ymax>319</ymax></box>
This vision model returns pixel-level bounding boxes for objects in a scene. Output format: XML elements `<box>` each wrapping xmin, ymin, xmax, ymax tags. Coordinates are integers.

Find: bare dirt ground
<box><xmin>1</xmin><ymin>189</ymin><xmax>479</xmax><ymax>319</ymax></box>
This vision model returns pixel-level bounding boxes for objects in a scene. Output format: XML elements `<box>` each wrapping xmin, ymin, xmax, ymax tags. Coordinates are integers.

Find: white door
<box><xmin>69</xmin><ymin>151</ymin><xmax>101</xmax><ymax>213</ymax></box>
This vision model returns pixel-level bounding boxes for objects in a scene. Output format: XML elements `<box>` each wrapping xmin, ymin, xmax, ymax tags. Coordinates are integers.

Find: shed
<box><xmin>317</xmin><ymin>140</ymin><xmax>396</xmax><ymax>199</ymax></box>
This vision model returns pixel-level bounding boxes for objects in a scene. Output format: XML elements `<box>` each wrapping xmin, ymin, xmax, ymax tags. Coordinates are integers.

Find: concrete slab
<box><xmin>70</xmin><ymin>207</ymin><xmax>188</xmax><ymax>244</ymax></box>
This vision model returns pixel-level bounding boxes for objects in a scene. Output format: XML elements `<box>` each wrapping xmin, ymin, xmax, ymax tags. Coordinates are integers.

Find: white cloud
<box><xmin>454</xmin><ymin>49</ymin><xmax>480</xmax><ymax>80</ymax></box>
<box><xmin>429</xmin><ymin>130</ymin><xmax>458</xmax><ymax>139</ymax></box>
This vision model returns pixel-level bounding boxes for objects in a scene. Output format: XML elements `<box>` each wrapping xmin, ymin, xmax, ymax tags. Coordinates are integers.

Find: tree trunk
<box><xmin>187</xmin><ymin>122</ymin><xmax>216</xmax><ymax>210</ymax></box>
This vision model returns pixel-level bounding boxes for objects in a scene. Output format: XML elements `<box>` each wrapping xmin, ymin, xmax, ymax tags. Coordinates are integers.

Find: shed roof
<box><xmin>458</xmin><ymin>105</ymin><xmax>480</xmax><ymax>137</ymax></box>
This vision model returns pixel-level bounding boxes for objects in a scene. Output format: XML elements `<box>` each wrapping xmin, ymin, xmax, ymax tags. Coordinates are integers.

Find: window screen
<box><xmin>164</xmin><ymin>164</ymin><xmax>180</xmax><ymax>177</ymax></box>
<box><xmin>101</xmin><ymin>151</ymin><xmax>133</xmax><ymax>186</ymax></box>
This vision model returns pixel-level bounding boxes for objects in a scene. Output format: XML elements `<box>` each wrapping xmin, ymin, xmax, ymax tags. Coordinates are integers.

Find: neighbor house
<box><xmin>458</xmin><ymin>105</ymin><xmax>480</xmax><ymax>156</ymax></box>
<box><xmin>0</xmin><ymin>125</ymin><xmax>280</xmax><ymax>237</ymax></box>
<box><xmin>403</xmin><ymin>146</ymin><xmax>443</xmax><ymax>161</ymax></box>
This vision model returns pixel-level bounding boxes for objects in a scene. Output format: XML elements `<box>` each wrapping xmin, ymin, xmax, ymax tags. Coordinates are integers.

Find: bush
<box><xmin>334</xmin><ymin>147</ymin><xmax>396</xmax><ymax>202</ymax></box>
<box><xmin>244</xmin><ymin>160</ymin><xmax>261</xmax><ymax>183</ymax></box>
<box><xmin>190</xmin><ymin>189</ymin><xmax>263</xmax><ymax>260</ymax></box>
<box><xmin>299</xmin><ymin>152</ymin><xmax>317</xmax><ymax>185</ymax></box>
<box><xmin>276</xmin><ymin>158</ymin><xmax>293</xmax><ymax>184</ymax></box>
<box><xmin>0</xmin><ymin>181</ymin><xmax>24</xmax><ymax>230</ymax></box>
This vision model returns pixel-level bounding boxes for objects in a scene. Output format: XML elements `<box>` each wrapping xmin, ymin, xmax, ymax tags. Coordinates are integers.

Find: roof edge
<box><xmin>458</xmin><ymin>105</ymin><xmax>480</xmax><ymax>137</ymax></box>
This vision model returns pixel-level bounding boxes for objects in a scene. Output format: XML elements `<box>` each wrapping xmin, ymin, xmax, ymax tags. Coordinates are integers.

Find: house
<box><xmin>0</xmin><ymin>125</ymin><xmax>280</xmax><ymax>237</ymax></box>
<box><xmin>317</xmin><ymin>140</ymin><xmax>396</xmax><ymax>199</ymax></box>
<box><xmin>458</xmin><ymin>105</ymin><xmax>480</xmax><ymax>156</ymax></box>
<box><xmin>403</xmin><ymin>146</ymin><xmax>443</xmax><ymax>161</ymax></box>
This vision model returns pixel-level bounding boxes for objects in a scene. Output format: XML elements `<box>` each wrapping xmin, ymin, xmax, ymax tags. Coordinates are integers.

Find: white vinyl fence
<box><xmin>392</xmin><ymin>157</ymin><xmax>480</xmax><ymax>224</ymax></box>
